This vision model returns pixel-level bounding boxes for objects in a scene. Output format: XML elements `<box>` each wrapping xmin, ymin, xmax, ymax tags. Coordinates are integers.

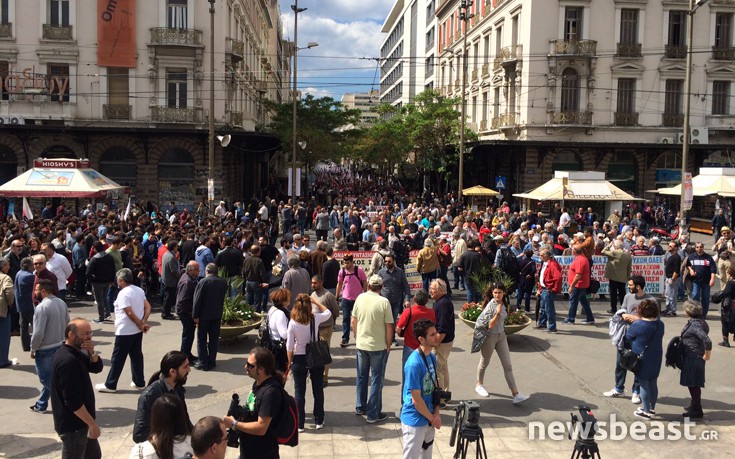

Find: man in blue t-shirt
<box><xmin>399</xmin><ymin>318</ymin><xmax>442</xmax><ymax>458</ymax></box>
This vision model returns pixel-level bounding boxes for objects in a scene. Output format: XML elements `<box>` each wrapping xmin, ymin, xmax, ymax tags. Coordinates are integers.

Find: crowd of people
<box><xmin>0</xmin><ymin>193</ymin><xmax>725</xmax><ymax>458</ymax></box>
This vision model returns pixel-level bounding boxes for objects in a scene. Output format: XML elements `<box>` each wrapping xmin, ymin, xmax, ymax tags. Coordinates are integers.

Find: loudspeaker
<box><xmin>217</xmin><ymin>135</ymin><xmax>231</xmax><ymax>147</ymax></box>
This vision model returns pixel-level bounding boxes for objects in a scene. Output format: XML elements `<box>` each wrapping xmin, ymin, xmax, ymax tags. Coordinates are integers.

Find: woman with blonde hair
<box><xmin>286</xmin><ymin>293</ymin><xmax>332</xmax><ymax>432</ymax></box>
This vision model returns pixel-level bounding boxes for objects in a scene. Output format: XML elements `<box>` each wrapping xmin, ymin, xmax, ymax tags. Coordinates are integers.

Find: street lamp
<box><xmin>291</xmin><ymin>0</ymin><xmax>318</xmax><ymax>203</ymax></box>
<box><xmin>457</xmin><ymin>1</ymin><xmax>473</xmax><ymax>203</ymax></box>
<box><xmin>208</xmin><ymin>0</ymin><xmax>216</xmax><ymax>209</ymax></box>
<box><xmin>680</xmin><ymin>0</ymin><xmax>709</xmax><ymax>237</ymax></box>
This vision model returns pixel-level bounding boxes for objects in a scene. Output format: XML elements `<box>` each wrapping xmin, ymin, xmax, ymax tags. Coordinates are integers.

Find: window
<box><xmin>0</xmin><ymin>61</ymin><xmax>7</xmax><ymax>101</ymax></box>
<box><xmin>472</xmin><ymin>42</ymin><xmax>479</xmax><ymax>69</ymax></box>
<box><xmin>511</xmin><ymin>15</ymin><xmax>519</xmax><ymax>46</ymax></box>
<box><xmin>665</xmin><ymin>79</ymin><xmax>683</xmax><ymax>115</ymax></box>
<box><xmin>668</xmin><ymin>11</ymin><xmax>686</xmax><ymax>46</ymax></box>
<box><xmin>426</xmin><ymin>0</ymin><xmax>435</xmax><ymax>24</ymax></box>
<box><xmin>50</xmin><ymin>0</ymin><xmax>69</xmax><ymax>26</ymax></box>
<box><xmin>560</xmin><ymin>68</ymin><xmax>580</xmax><ymax>112</ymax></box>
<box><xmin>620</xmin><ymin>9</ymin><xmax>638</xmax><ymax>44</ymax></box>
<box><xmin>108</xmin><ymin>68</ymin><xmax>129</xmax><ymax>105</ymax></box>
<box><xmin>426</xmin><ymin>26</ymin><xmax>435</xmax><ymax>52</ymax></box>
<box><xmin>713</xmin><ymin>81</ymin><xmax>730</xmax><ymax>115</ymax></box>
<box><xmin>482</xmin><ymin>92</ymin><xmax>488</xmax><ymax>121</ymax></box>
<box><xmin>472</xmin><ymin>95</ymin><xmax>477</xmax><ymax>122</ymax></box>
<box><xmin>1</xmin><ymin>0</ymin><xmax>8</xmax><ymax>24</ymax></box>
<box><xmin>483</xmin><ymin>35</ymin><xmax>490</xmax><ymax>64</ymax></box>
<box><xmin>495</xmin><ymin>26</ymin><xmax>502</xmax><ymax>56</ymax></box>
<box><xmin>715</xmin><ymin>13</ymin><xmax>733</xmax><ymax>48</ymax></box>
<box><xmin>48</xmin><ymin>64</ymin><xmax>70</xmax><ymax>102</ymax></box>
<box><xmin>617</xmin><ymin>78</ymin><xmax>636</xmax><ymax>113</ymax></box>
<box><xmin>493</xmin><ymin>87</ymin><xmax>500</xmax><ymax>119</ymax></box>
<box><xmin>564</xmin><ymin>7</ymin><xmax>583</xmax><ymax>41</ymax></box>
<box><xmin>100</xmin><ymin>147</ymin><xmax>137</xmax><ymax>188</ymax></box>
<box><xmin>168</xmin><ymin>0</ymin><xmax>188</xmax><ymax>29</ymax></box>
<box><xmin>167</xmin><ymin>69</ymin><xmax>187</xmax><ymax>108</ymax></box>
<box><xmin>425</xmin><ymin>55</ymin><xmax>434</xmax><ymax>78</ymax></box>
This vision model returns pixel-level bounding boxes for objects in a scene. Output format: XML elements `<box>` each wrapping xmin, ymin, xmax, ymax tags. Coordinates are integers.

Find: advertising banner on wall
<box><xmin>98</xmin><ymin>0</ymin><xmax>137</xmax><ymax>67</ymax></box>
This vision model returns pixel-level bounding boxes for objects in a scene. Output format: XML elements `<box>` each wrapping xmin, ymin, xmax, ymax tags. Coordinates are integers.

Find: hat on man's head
<box><xmin>368</xmin><ymin>275</ymin><xmax>383</xmax><ymax>287</ymax></box>
<box><xmin>494</xmin><ymin>235</ymin><xmax>504</xmax><ymax>241</ymax></box>
<box><xmin>574</xmin><ymin>232</ymin><xmax>584</xmax><ymax>239</ymax></box>
<box><xmin>722</xmin><ymin>226</ymin><xmax>731</xmax><ymax>233</ymax></box>
<box><xmin>532</xmin><ymin>235</ymin><xmax>541</xmax><ymax>242</ymax></box>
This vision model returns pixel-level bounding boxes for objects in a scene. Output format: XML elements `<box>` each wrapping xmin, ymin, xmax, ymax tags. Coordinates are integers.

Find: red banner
<box><xmin>97</xmin><ymin>0</ymin><xmax>136</xmax><ymax>67</ymax></box>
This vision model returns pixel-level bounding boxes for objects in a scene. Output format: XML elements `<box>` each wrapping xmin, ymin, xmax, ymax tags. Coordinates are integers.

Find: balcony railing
<box><xmin>481</xmin><ymin>63</ymin><xmax>489</xmax><ymax>77</ymax></box>
<box><xmin>103</xmin><ymin>104</ymin><xmax>132</xmax><ymax>120</ymax></box>
<box><xmin>492</xmin><ymin>112</ymin><xmax>520</xmax><ymax>128</ymax></box>
<box><xmin>150</xmin><ymin>27</ymin><xmax>203</xmax><ymax>47</ymax></box>
<box><xmin>662</xmin><ymin>113</ymin><xmax>684</xmax><ymax>127</ymax></box>
<box><xmin>151</xmin><ymin>106</ymin><xmax>203</xmax><ymax>123</ymax></box>
<box><xmin>227</xmin><ymin>111</ymin><xmax>243</xmax><ymax>126</ymax></box>
<box><xmin>551</xmin><ymin>111</ymin><xmax>592</xmax><ymax>125</ymax></box>
<box><xmin>42</xmin><ymin>24</ymin><xmax>73</xmax><ymax>41</ymax></box>
<box><xmin>471</xmin><ymin>69</ymin><xmax>478</xmax><ymax>81</ymax></box>
<box><xmin>226</xmin><ymin>37</ymin><xmax>244</xmax><ymax>62</ymax></box>
<box><xmin>712</xmin><ymin>46</ymin><xmax>735</xmax><ymax>60</ymax></box>
<box><xmin>0</xmin><ymin>23</ymin><xmax>12</xmax><ymax>39</ymax></box>
<box><xmin>551</xmin><ymin>39</ymin><xmax>597</xmax><ymax>57</ymax></box>
<box><xmin>494</xmin><ymin>44</ymin><xmax>523</xmax><ymax>70</ymax></box>
<box><xmin>455</xmin><ymin>79</ymin><xmax>460</xmax><ymax>90</ymax></box>
<box><xmin>616</xmin><ymin>42</ymin><xmax>642</xmax><ymax>58</ymax></box>
<box><xmin>480</xmin><ymin>119</ymin><xmax>487</xmax><ymax>131</ymax></box>
<box><xmin>614</xmin><ymin>112</ymin><xmax>639</xmax><ymax>126</ymax></box>
<box><xmin>665</xmin><ymin>44</ymin><xmax>687</xmax><ymax>59</ymax></box>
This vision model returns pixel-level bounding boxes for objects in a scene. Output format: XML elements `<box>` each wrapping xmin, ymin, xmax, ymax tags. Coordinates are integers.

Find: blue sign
<box><xmin>495</xmin><ymin>176</ymin><xmax>506</xmax><ymax>189</ymax></box>
<box><xmin>655</xmin><ymin>169</ymin><xmax>681</xmax><ymax>183</ymax></box>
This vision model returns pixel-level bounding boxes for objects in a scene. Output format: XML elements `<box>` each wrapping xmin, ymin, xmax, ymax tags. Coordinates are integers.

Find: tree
<box><xmin>350</xmin><ymin>104</ymin><xmax>413</xmax><ymax>177</ymax></box>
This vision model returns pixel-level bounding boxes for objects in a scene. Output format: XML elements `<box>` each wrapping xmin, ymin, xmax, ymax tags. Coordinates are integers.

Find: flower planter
<box><xmin>220</xmin><ymin>313</ymin><xmax>263</xmax><ymax>339</ymax></box>
<box><xmin>458</xmin><ymin>313</ymin><xmax>532</xmax><ymax>335</ymax></box>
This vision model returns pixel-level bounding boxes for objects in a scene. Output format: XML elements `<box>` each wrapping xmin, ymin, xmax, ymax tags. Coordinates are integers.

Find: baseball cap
<box><xmin>574</xmin><ymin>232</ymin><xmax>584</xmax><ymax>238</ymax></box>
<box><xmin>368</xmin><ymin>275</ymin><xmax>383</xmax><ymax>287</ymax></box>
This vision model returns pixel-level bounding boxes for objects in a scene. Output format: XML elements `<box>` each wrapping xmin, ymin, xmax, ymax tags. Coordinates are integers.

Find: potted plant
<box><xmin>219</xmin><ymin>270</ymin><xmax>263</xmax><ymax>339</ymax></box>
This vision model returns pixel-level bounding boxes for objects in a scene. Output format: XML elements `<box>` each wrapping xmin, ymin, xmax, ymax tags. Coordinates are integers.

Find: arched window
<box><xmin>561</xmin><ymin>68</ymin><xmax>580</xmax><ymax>112</ymax></box>
<box><xmin>607</xmin><ymin>151</ymin><xmax>636</xmax><ymax>193</ymax></box>
<box><xmin>42</xmin><ymin>145</ymin><xmax>76</xmax><ymax>159</ymax></box>
<box><xmin>100</xmin><ymin>147</ymin><xmax>137</xmax><ymax>188</ymax></box>
<box><xmin>552</xmin><ymin>150</ymin><xmax>582</xmax><ymax>173</ymax></box>
<box><xmin>158</xmin><ymin>148</ymin><xmax>195</xmax><ymax>211</ymax></box>
<box><xmin>0</xmin><ymin>146</ymin><xmax>17</xmax><ymax>186</ymax></box>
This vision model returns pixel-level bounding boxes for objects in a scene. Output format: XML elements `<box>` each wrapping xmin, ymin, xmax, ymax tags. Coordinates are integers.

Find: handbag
<box><xmin>711</xmin><ymin>290</ymin><xmax>725</xmax><ymax>304</ymax></box>
<box><xmin>620</xmin><ymin>322</ymin><xmax>661</xmax><ymax>374</ymax></box>
<box><xmin>305</xmin><ymin>319</ymin><xmax>332</xmax><ymax>369</ymax></box>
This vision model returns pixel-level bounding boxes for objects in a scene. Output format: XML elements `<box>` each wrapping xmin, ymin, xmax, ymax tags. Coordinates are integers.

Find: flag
<box><xmin>123</xmin><ymin>197</ymin><xmax>132</xmax><ymax>221</ymax></box>
<box><xmin>22</xmin><ymin>198</ymin><xmax>33</xmax><ymax>220</ymax></box>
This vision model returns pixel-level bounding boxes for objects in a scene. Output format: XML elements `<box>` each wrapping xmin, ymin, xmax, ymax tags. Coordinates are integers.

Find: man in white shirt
<box><xmin>559</xmin><ymin>208</ymin><xmax>571</xmax><ymax>234</ymax></box>
<box><xmin>41</xmin><ymin>243</ymin><xmax>72</xmax><ymax>301</ymax></box>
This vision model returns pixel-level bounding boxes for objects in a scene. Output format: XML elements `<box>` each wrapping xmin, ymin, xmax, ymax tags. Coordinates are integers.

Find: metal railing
<box><xmin>481</xmin><ymin>63</ymin><xmax>489</xmax><ymax>77</ymax></box>
<box><xmin>151</xmin><ymin>106</ymin><xmax>203</xmax><ymax>123</ymax></box>
<box><xmin>227</xmin><ymin>111</ymin><xmax>243</xmax><ymax>126</ymax></box>
<box><xmin>616</xmin><ymin>42</ymin><xmax>642</xmax><ymax>58</ymax></box>
<box><xmin>150</xmin><ymin>27</ymin><xmax>203</xmax><ymax>46</ymax></box>
<box><xmin>226</xmin><ymin>37</ymin><xmax>245</xmax><ymax>60</ymax></box>
<box><xmin>0</xmin><ymin>23</ymin><xmax>12</xmax><ymax>39</ymax></box>
<box><xmin>712</xmin><ymin>46</ymin><xmax>735</xmax><ymax>60</ymax></box>
<box><xmin>42</xmin><ymin>24</ymin><xmax>73</xmax><ymax>41</ymax></box>
<box><xmin>665</xmin><ymin>44</ymin><xmax>687</xmax><ymax>59</ymax></box>
<box><xmin>103</xmin><ymin>104</ymin><xmax>132</xmax><ymax>120</ymax></box>
<box><xmin>551</xmin><ymin>111</ymin><xmax>592</xmax><ymax>125</ymax></box>
<box><xmin>480</xmin><ymin>119</ymin><xmax>487</xmax><ymax>131</ymax></box>
<box><xmin>494</xmin><ymin>44</ymin><xmax>523</xmax><ymax>70</ymax></box>
<box><xmin>492</xmin><ymin>112</ymin><xmax>520</xmax><ymax>128</ymax></box>
<box><xmin>614</xmin><ymin>112</ymin><xmax>638</xmax><ymax>126</ymax></box>
<box><xmin>662</xmin><ymin>113</ymin><xmax>684</xmax><ymax>127</ymax></box>
<box><xmin>552</xmin><ymin>39</ymin><xmax>597</xmax><ymax>56</ymax></box>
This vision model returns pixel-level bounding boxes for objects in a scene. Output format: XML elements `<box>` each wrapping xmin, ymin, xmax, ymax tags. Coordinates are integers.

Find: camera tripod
<box><xmin>571</xmin><ymin>437</ymin><xmax>601</xmax><ymax>459</ymax></box>
<box><xmin>454</xmin><ymin>424</ymin><xmax>488</xmax><ymax>459</ymax></box>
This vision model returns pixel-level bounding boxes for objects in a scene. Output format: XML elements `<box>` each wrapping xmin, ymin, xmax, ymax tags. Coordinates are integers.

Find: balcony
<box><xmin>227</xmin><ymin>110</ymin><xmax>243</xmax><ymax>126</ymax></box>
<box><xmin>480</xmin><ymin>119</ymin><xmax>487</xmax><ymax>131</ymax></box>
<box><xmin>551</xmin><ymin>39</ymin><xmax>597</xmax><ymax>57</ymax></box>
<box><xmin>551</xmin><ymin>111</ymin><xmax>592</xmax><ymax>125</ymax></box>
<box><xmin>471</xmin><ymin>69</ymin><xmax>478</xmax><ymax>81</ymax></box>
<box><xmin>662</xmin><ymin>113</ymin><xmax>684</xmax><ymax>127</ymax></box>
<box><xmin>712</xmin><ymin>46</ymin><xmax>735</xmax><ymax>61</ymax></box>
<box><xmin>455</xmin><ymin>79</ymin><xmax>460</xmax><ymax>90</ymax></box>
<box><xmin>42</xmin><ymin>24</ymin><xmax>73</xmax><ymax>41</ymax></box>
<box><xmin>665</xmin><ymin>44</ymin><xmax>687</xmax><ymax>59</ymax></box>
<box><xmin>492</xmin><ymin>112</ymin><xmax>520</xmax><ymax>129</ymax></box>
<box><xmin>0</xmin><ymin>23</ymin><xmax>12</xmax><ymax>39</ymax></box>
<box><xmin>616</xmin><ymin>42</ymin><xmax>642</xmax><ymax>58</ymax></box>
<box><xmin>150</xmin><ymin>27</ymin><xmax>203</xmax><ymax>47</ymax></box>
<box><xmin>226</xmin><ymin>37</ymin><xmax>244</xmax><ymax>62</ymax></box>
<box><xmin>151</xmin><ymin>106</ymin><xmax>203</xmax><ymax>123</ymax></box>
<box><xmin>103</xmin><ymin>104</ymin><xmax>132</xmax><ymax>120</ymax></box>
<box><xmin>494</xmin><ymin>44</ymin><xmax>523</xmax><ymax>71</ymax></box>
<box><xmin>614</xmin><ymin>112</ymin><xmax>639</xmax><ymax>127</ymax></box>
<box><xmin>481</xmin><ymin>63</ymin><xmax>489</xmax><ymax>77</ymax></box>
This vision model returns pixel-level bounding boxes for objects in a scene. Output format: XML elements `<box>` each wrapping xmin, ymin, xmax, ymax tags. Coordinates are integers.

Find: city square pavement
<box><xmin>1</xmin><ymin>233</ymin><xmax>733</xmax><ymax>458</ymax></box>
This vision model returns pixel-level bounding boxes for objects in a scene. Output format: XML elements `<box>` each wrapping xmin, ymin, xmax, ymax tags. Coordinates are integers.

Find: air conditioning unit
<box><xmin>691</xmin><ymin>126</ymin><xmax>708</xmax><ymax>144</ymax></box>
<box><xmin>0</xmin><ymin>116</ymin><xmax>25</xmax><ymax>125</ymax></box>
<box><xmin>677</xmin><ymin>132</ymin><xmax>685</xmax><ymax>144</ymax></box>
<box><xmin>658</xmin><ymin>136</ymin><xmax>674</xmax><ymax>144</ymax></box>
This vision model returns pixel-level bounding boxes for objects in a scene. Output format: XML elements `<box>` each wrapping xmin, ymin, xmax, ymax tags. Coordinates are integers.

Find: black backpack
<box><xmin>273</xmin><ymin>385</ymin><xmax>299</xmax><ymax>447</ymax></box>
<box><xmin>392</xmin><ymin>239</ymin><xmax>410</xmax><ymax>267</ymax></box>
<box><xmin>498</xmin><ymin>248</ymin><xmax>520</xmax><ymax>280</ymax></box>
<box><xmin>665</xmin><ymin>321</ymin><xmax>692</xmax><ymax>370</ymax></box>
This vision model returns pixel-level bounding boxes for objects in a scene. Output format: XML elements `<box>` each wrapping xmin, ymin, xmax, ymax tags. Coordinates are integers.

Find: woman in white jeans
<box><xmin>474</xmin><ymin>283</ymin><xmax>530</xmax><ymax>404</ymax></box>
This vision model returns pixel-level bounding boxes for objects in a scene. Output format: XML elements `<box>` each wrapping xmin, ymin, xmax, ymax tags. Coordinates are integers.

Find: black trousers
<box><xmin>163</xmin><ymin>286</ymin><xmax>177</xmax><ymax>317</ymax></box>
<box><xmin>609</xmin><ymin>280</ymin><xmax>627</xmax><ymax>311</ymax></box>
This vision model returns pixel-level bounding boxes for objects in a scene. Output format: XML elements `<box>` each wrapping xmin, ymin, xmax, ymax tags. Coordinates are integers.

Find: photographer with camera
<box><xmin>223</xmin><ymin>347</ymin><xmax>285</xmax><ymax>459</ymax></box>
<box><xmin>399</xmin><ymin>318</ymin><xmax>442</xmax><ymax>459</ymax></box>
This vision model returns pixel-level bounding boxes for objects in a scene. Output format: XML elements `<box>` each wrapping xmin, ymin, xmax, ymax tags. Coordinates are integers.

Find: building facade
<box><xmin>0</xmin><ymin>0</ymin><xmax>289</xmax><ymax>211</ymax></box>
<box><xmin>340</xmin><ymin>90</ymin><xmax>380</xmax><ymax>126</ymax></box>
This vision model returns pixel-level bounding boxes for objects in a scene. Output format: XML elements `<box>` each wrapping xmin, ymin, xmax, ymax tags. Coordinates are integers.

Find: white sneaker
<box><xmin>298</xmin><ymin>428</ymin><xmax>305</xmax><ymax>433</ymax></box>
<box><xmin>315</xmin><ymin>423</ymin><xmax>324</xmax><ymax>430</ymax></box>
<box><xmin>512</xmin><ymin>393</ymin><xmax>530</xmax><ymax>404</ymax></box>
<box><xmin>130</xmin><ymin>382</ymin><xmax>144</xmax><ymax>390</ymax></box>
<box><xmin>603</xmin><ymin>389</ymin><xmax>624</xmax><ymax>398</ymax></box>
<box><xmin>475</xmin><ymin>385</ymin><xmax>489</xmax><ymax>397</ymax></box>
<box><xmin>9</xmin><ymin>358</ymin><xmax>17</xmax><ymax>366</ymax></box>
<box><xmin>631</xmin><ymin>393</ymin><xmax>641</xmax><ymax>404</ymax></box>
<box><xmin>95</xmin><ymin>383</ymin><xmax>116</xmax><ymax>393</ymax></box>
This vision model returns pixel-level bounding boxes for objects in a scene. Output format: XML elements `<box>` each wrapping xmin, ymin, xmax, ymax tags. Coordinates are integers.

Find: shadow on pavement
<box><xmin>186</xmin><ymin>384</ymin><xmax>216</xmax><ymax>399</ymax></box>
<box><xmin>0</xmin><ymin>385</ymin><xmax>38</xmax><ymax>400</ymax></box>
<box><xmin>509</xmin><ymin>334</ymin><xmax>551</xmax><ymax>352</ymax></box>
<box><xmin>0</xmin><ymin>434</ymin><xmax>60</xmax><ymax>458</ymax></box>
<box><xmin>470</xmin><ymin>391</ymin><xmax>599</xmax><ymax>421</ymax></box>
<box><xmin>96</xmin><ymin>407</ymin><xmax>137</xmax><ymax>428</ymax></box>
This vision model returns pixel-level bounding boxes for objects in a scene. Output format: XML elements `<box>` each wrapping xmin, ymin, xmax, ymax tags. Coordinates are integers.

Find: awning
<box><xmin>514</xmin><ymin>171</ymin><xmax>640</xmax><ymax>201</ymax></box>
<box><xmin>655</xmin><ymin>168</ymin><xmax>735</xmax><ymax>197</ymax></box>
<box><xmin>0</xmin><ymin>158</ymin><xmax>128</xmax><ymax>198</ymax></box>
<box><xmin>462</xmin><ymin>185</ymin><xmax>499</xmax><ymax>196</ymax></box>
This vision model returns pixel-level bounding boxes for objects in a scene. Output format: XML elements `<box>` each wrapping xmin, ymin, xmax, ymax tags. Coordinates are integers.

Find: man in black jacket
<box><xmin>242</xmin><ymin>245</ymin><xmax>268</xmax><ymax>312</ymax></box>
<box><xmin>215</xmin><ymin>235</ymin><xmax>244</xmax><ymax>280</ymax></box>
<box><xmin>86</xmin><ymin>241</ymin><xmax>116</xmax><ymax>323</ymax></box>
<box><xmin>177</xmin><ymin>261</ymin><xmax>200</xmax><ymax>362</ymax></box>
<box><xmin>193</xmin><ymin>263</ymin><xmax>228</xmax><ymax>371</ymax></box>
<box><xmin>132</xmin><ymin>350</ymin><xmax>193</xmax><ymax>443</ymax></box>
<box><xmin>51</xmin><ymin>318</ymin><xmax>104</xmax><ymax>458</ymax></box>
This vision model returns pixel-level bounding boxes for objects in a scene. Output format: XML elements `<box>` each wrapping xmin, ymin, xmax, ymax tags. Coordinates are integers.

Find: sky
<box><xmin>278</xmin><ymin>0</ymin><xmax>395</xmax><ymax>101</ymax></box>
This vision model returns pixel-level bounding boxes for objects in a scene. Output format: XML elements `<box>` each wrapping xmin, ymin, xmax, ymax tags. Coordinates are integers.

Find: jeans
<box><xmin>245</xmin><ymin>281</ymin><xmax>263</xmax><ymax>312</ymax></box>
<box><xmin>356</xmin><ymin>349</ymin><xmax>388</xmax><ymax>420</ymax></box>
<box><xmin>58</xmin><ymin>289</ymin><xmax>67</xmax><ymax>301</ymax></box>
<box><xmin>104</xmin><ymin>333</ymin><xmax>145</xmax><ymax>390</ymax></box>
<box><xmin>691</xmin><ymin>282</ymin><xmax>711</xmax><ymax>318</ymax></box>
<box><xmin>567</xmin><ymin>287</ymin><xmax>594</xmax><ymax>322</ymax></box>
<box><xmin>341</xmin><ymin>298</ymin><xmax>356</xmax><ymax>344</ymax></box>
<box><xmin>179</xmin><ymin>313</ymin><xmax>196</xmax><ymax>360</ymax></box>
<box><xmin>291</xmin><ymin>354</ymin><xmax>324</xmax><ymax>428</ymax></box>
<box><xmin>259</xmin><ymin>273</ymin><xmax>271</xmax><ymax>312</ymax></box>
<box><xmin>665</xmin><ymin>277</ymin><xmax>681</xmax><ymax>314</ymax></box>
<box><xmin>638</xmin><ymin>377</ymin><xmax>658</xmax><ymax>413</ymax></box>
<box><xmin>517</xmin><ymin>284</ymin><xmax>533</xmax><ymax>311</ymax></box>
<box><xmin>91</xmin><ymin>282</ymin><xmax>110</xmax><ymax>320</ymax></box>
<box><xmin>609</xmin><ymin>279</ymin><xmax>626</xmax><ymax>311</ymax></box>
<box><xmin>34</xmin><ymin>345</ymin><xmax>61</xmax><ymax>410</ymax></box>
<box><xmin>107</xmin><ymin>285</ymin><xmax>119</xmax><ymax>314</ymax></box>
<box><xmin>614</xmin><ymin>348</ymin><xmax>639</xmax><ymax>394</ymax></box>
<box><xmin>0</xmin><ymin>315</ymin><xmax>11</xmax><ymax>366</ymax></box>
<box><xmin>20</xmin><ymin>311</ymin><xmax>34</xmax><ymax>352</ymax></box>
<box><xmin>60</xmin><ymin>427</ymin><xmax>101</xmax><ymax>459</ymax></box>
<box><xmin>537</xmin><ymin>289</ymin><xmax>557</xmax><ymax>331</ymax></box>
<box><xmin>197</xmin><ymin>318</ymin><xmax>221</xmax><ymax>369</ymax></box>
<box><xmin>464</xmin><ymin>278</ymin><xmax>481</xmax><ymax>303</ymax></box>
<box><xmin>421</xmin><ymin>271</ymin><xmax>437</xmax><ymax>292</ymax></box>
<box><xmin>453</xmin><ymin>266</ymin><xmax>464</xmax><ymax>290</ymax></box>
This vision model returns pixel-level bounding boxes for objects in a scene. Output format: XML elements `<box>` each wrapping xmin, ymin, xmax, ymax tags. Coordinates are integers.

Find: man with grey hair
<box><xmin>29</xmin><ymin>278</ymin><xmax>66</xmax><ymax>412</ymax></box>
<box><xmin>282</xmin><ymin>256</ymin><xmax>310</xmax><ymax>310</ymax></box>
<box><xmin>310</xmin><ymin>240</ymin><xmax>328</xmax><ymax>278</ymax></box>
<box><xmin>430</xmin><ymin>278</ymin><xmax>454</xmax><ymax>398</ymax></box>
<box><xmin>177</xmin><ymin>261</ymin><xmax>200</xmax><ymax>363</ymax></box>
<box><xmin>14</xmin><ymin>256</ymin><xmax>35</xmax><ymax>352</ymax></box>
<box><xmin>602</xmin><ymin>239</ymin><xmax>632</xmax><ymax>314</ymax></box>
<box><xmin>352</xmin><ymin>274</ymin><xmax>394</xmax><ymax>423</ymax></box>
<box><xmin>192</xmin><ymin>263</ymin><xmax>228</xmax><ymax>371</ymax></box>
<box><xmin>96</xmin><ymin>268</ymin><xmax>151</xmax><ymax>393</ymax></box>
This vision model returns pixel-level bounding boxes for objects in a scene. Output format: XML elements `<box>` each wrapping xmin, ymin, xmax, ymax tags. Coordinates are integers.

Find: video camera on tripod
<box><xmin>225</xmin><ymin>393</ymin><xmax>257</xmax><ymax>448</ymax></box>
<box><xmin>449</xmin><ymin>401</ymin><xmax>487</xmax><ymax>459</ymax></box>
<box><xmin>568</xmin><ymin>405</ymin><xmax>601</xmax><ymax>459</ymax></box>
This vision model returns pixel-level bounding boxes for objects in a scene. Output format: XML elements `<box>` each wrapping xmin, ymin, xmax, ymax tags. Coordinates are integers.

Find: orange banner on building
<box><xmin>97</xmin><ymin>0</ymin><xmax>136</xmax><ymax>68</ymax></box>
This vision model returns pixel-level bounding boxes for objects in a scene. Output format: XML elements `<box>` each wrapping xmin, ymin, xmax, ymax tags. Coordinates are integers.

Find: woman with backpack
<box><xmin>286</xmin><ymin>294</ymin><xmax>332</xmax><ymax>432</ymax></box>
<box><xmin>679</xmin><ymin>300</ymin><xmax>712</xmax><ymax>419</ymax></box>
<box><xmin>266</xmin><ymin>289</ymin><xmax>291</xmax><ymax>373</ymax></box>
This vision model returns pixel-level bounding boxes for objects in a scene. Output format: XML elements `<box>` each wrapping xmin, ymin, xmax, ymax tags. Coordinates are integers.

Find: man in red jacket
<box><xmin>534</xmin><ymin>248</ymin><xmax>561</xmax><ymax>333</ymax></box>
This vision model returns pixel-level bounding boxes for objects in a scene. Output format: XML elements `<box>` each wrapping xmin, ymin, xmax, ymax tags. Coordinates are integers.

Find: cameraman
<box><xmin>223</xmin><ymin>347</ymin><xmax>284</xmax><ymax>459</ymax></box>
<box><xmin>399</xmin><ymin>318</ymin><xmax>442</xmax><ymax>459</ymax></box>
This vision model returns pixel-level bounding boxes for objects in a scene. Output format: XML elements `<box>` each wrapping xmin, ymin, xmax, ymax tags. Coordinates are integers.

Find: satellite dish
<box><xmin>217</xmin><ymin>135</ymin><xmax>231</xmax><ymax>147</ymax></box>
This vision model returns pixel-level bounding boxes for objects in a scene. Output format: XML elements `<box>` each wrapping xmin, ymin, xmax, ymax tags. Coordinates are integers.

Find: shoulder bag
<box><xmin>305</xmin><ymin>319</ymin><xmax>332</xmax><ymax>369</ymax></box>
<box><xmin>620</xmin><ymin>322</ymin><xmax>661</xmax><ymax>373</ymax></box>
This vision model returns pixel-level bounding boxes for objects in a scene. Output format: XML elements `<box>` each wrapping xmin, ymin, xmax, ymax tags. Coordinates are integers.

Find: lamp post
<box><xmin>208</xmin><ymin>0</ymin><xmax>216</xmax><ymax>210</ymax></box>
<box><xmin>680</xmin><ymin>0</ymin><xmax>709</xmax><ymax>237</ymax></box>
<box><xmin>457</xmin><ymin>1</ymin><xmax>473</xmax><ymax>203</ymax></box>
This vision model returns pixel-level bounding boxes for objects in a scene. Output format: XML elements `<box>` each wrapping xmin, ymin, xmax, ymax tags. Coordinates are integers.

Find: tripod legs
<box><xmin>571</xmin><ymin>440</ymin><xmax>601</xmax><ymax>459</ymax></box>
<box><xmin>454</xmin><ymin>430</ymin><xmax>488</xmax><ymax>459</ymax></box>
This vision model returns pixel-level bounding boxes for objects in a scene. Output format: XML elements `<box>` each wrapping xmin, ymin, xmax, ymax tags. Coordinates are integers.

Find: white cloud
<box><xmin>280</xmin><ymin>0</ymin><xmax>395</xmax><ymax>24</ymax></box>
